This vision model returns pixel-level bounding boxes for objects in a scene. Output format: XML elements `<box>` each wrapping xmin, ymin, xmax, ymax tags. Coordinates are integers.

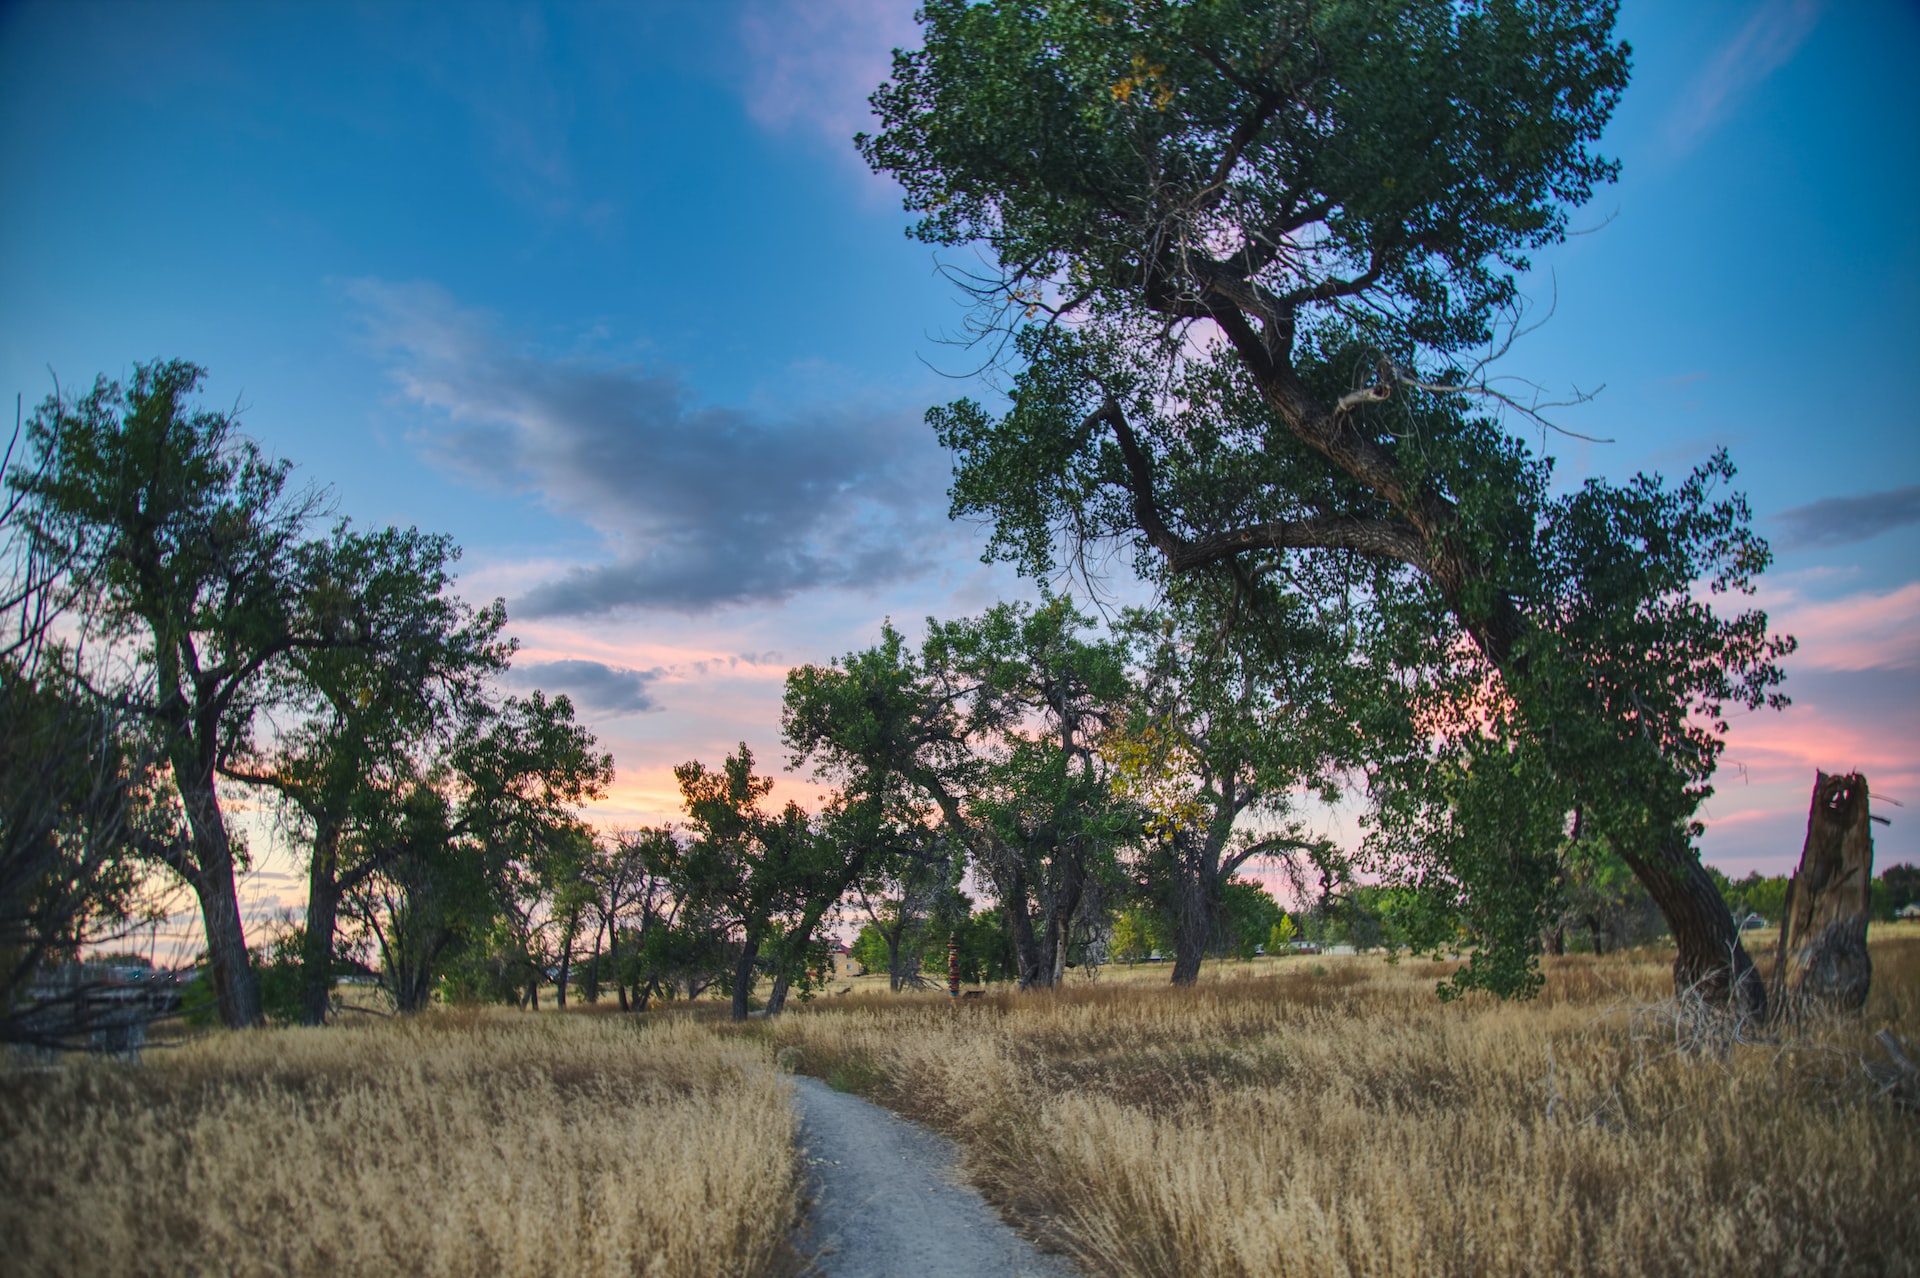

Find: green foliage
<box><xmin>864</xmin><ymin>0</ymin><xmax>1630</xmax><ymax>351</ymax></box>
<box><xmin>849</xmin><ymin>924</ymin><xmax>889</xmax><ymax>974</ymax></box>
<box><xmin>921</xmin><ymin>907</ymin><xmax>1021</xmax><ymax>984</ymax></box>
<box><xmin>0</xmin><ymin>660</ymin><xmax>170</xmax><ymax>1029</ymax></box>
<box><xmin>864</xmin><ymin>1</ymin><xmax>1792</xmax><ymax>1007</ymax></box>
<box><xmin>1879</xmin><ymin>863</ymin><xmax>1919</xmax><ymax>914</ymax></box>
<box><xmin>1110</xmin><ymin>907</ymin><xmax>1163</xmax><ymax>963</ymax></box>
<box><xmin>1219</xmin><ymin>879</ymin><xmax>1284</xmax><ymax>960</ymax></box>
<box><xmin>1269</xmin><ymin>913</ymin><xmax>1299</xmax><ymax>952</ymax></box>
<box><xmin>1714</xmin><ymin>870</ymin><xmax>1789</xmax><ymax>925</ymax></box>
<box><xmin>789</xmin><ymin>599</ymin><xmax>1136</xmax><ymax>990</ymax></box>
<box><xmin>256</xmin><ymin>924</ymin><xmax>310</xmax><ymax>1026</ymax></box>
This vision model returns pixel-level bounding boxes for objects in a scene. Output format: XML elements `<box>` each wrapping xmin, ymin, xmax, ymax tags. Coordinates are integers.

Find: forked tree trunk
<box><xmin>992</xmin><ymin>861</ymin><xmax>1047</xmax><ymax>990</ymax></box>
<box><xmin>1779</xmin><ymin>771</ymin><xmax>1875</xmax><ymax>1012</ymax></box>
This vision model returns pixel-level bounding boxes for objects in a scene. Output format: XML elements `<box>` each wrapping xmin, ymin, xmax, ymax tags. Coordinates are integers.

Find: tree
<box><xmin>1880</xmin><ymin>864</ymin><xmax>1920</xmax><ymax>916</ymax></box>
<box><xmin>864</xmin><ymin>1</ymin><xmax>1791</xmax><ymax>1008</ymax></box>
<box><xmin>676</xmin><ymin>745</ymin><xmax>833</xmax><ymax>1021</ymax></box>
<box><xmin>927</xmin><ymin>599</ymin><xmax>1135</xmax><ymax>988</ymax></box>
<box><xmin>9</xmin><ymin>361</ymin><xmax>349</xmax><ymax>1027</ymax></box>
<box><xmin>348</xmin><ymin>691</ymin><xmax>611</xmax><ymax>1012</ymax></box>
<box><xmin>1108</xmin><ymin>583</ymin><xmax>1346</xmax><ymax>984</ymax></box>
<box><xmin>1</xmin><ymin>422</ymin><xmax>180</xmax><ymax>1045</ymax></box>
<box><xmin>222</xmin><ymin>524</ymin><xmax>510</xmax><ymax>1023</ymax></box>
<box><xmin>593</xmin><ymin>826</ymin><xmax>733</xmax><ymax>1010</ymax></box>
<box><xmin>783</xmin><ymin>632</ymin><xmax>968</xmax><ymax>995</ymax></box>
<box><xmin>785</xmin><ymin>603</ymin><xmax>1134</xmax><ymax>991</ymax></box>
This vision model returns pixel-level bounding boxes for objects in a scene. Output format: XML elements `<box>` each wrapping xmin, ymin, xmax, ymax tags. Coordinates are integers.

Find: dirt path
<box><xmin>789</xmin><ymin>1076</ymin><xmax>1079</xmax><ymax>1278</ymax></box>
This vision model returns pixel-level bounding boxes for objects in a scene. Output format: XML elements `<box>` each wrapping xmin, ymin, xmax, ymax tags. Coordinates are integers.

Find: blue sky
<box><xmin>3</xmin><ymin>0</ymin><xmax>1916</xmax><ymax>933</ymax></box>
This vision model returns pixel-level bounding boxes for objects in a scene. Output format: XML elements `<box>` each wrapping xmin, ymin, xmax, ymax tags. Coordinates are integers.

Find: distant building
<box><xmin>1898</xmin><ymin>903</ymin><xmax>1920</xmax><ymax>921</ymax></box>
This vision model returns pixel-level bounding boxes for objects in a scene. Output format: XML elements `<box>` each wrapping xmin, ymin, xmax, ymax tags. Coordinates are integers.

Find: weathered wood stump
<box><xmin>1776</xmin><ymin>771</ymin><xmax>1875</xmax><ymax>1012</ymax></box>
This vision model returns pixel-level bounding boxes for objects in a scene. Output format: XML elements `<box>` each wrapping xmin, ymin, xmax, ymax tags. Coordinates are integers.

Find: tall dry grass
<box><xmin>0</xmin><ymin>1010</ymin><xmax>800</xmax><ymax>1278</ymax></box>
<box><xmin>762</xmin><ymin>935</ymin><xmax>1920</xmax><ymax>1278</ymax></box>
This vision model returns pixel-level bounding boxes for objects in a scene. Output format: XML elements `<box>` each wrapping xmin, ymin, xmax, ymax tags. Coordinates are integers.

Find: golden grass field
<box><xmin>1</xmin><ymin>928</ymin><xmax>1914</xmax><ymax>1278</ymax></box>
<box><xmin>764</xmin><ymin>926</ymin><xmax>1920</xmax><ymax>1278</ymax></box>
<box><xmin>0</xmin><ymin>1012</ymin><xmax>800</xmax><ymax>1278</ymax></box>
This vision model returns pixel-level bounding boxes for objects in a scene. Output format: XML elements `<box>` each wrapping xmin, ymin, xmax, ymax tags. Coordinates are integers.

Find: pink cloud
<box><xmin>1754</xmin><ymin>579</ymin><xmax>1920</xmax><ymax>672</ymax></box>
<box><xmin>1664</xmin><ymin>0</ymin><xmax>1822</xmax><ymax>155</ymax></box>
<box><xmin>736</xmin><ymin>0</ymin><xmax>920</xmax><ymax>174</ymax></box>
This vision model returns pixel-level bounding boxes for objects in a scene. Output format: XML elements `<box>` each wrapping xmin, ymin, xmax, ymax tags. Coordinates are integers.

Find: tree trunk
<box><xmin>583</xmin><ymin>917</ymin><xmax>606</xmax><ymax>1004</ymax></box>
<box><xmin>1038</xmin><ymin>858</ymin><xmax>1085</xmax><ymax>988</ymax></box>
<box><xmin>174</xmin><ymin>761</ymin><xmax>262</xmax><ymax>1029</ymax></box>
<box><xmin>730</xmin><ymin>933</ymin><xmax>762</xmax><ymax>1022</ymax></box>
<box><xmin>1782</xmin><ymin>771</ymin><xmax>1875</xmax><ymax>1012</ymax></box>
<box><xmin>1170</xmin><ymin>874</ymin><xmax>1211</xmax><ymax>987</ymax></box>
<box><xmin>299</xmin><ymin>822</ymin><xmax>341</xmax><ymax>1026</ymax></box>
<box><xmin>768</xmin><ymin>897</ymin><xmax>836</xmax><ymax>1016</ymax></box>
<box><xmin>990</xmin><ymin>860</ymin><xmax>1046</xmax><ymax>990</ymax></box>
<box><xmin>883</xmin><ymin>915</ymin><xmax>907</xmax><ymax>993</ymax></box>
<box><xmin>1617</xmin><ymin>830</ymin><xmax>1764</xmax><ymax>1017</ymax></box>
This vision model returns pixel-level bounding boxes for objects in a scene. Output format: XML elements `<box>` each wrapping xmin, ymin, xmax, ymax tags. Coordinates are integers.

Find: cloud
<box><xmin>735</xmin><ymin>0</ymin><xmax>919</xmax><ymax>166</ymax></box>
<box><xmin>1664</xmin><ymin>0</ymin><xmax>1821</xmax><ymax>155</ymax></box>
<box><xmin>506</xmin><ymin>659</ymin><xmax>663</xmax><ymax>715</ymax></box>
<box><xmin>1757</xmin><ymin>579</ymin><xmax>1920</xmax><ymax>672</ymax></box>
<box><xmin>1774</xmin><ymin>484</ymin><xmax>1920</xmax><ymax>549</ymax></box>
<box><xmin>347</xmin><ymin>278</ymin><xmax>952</xmax><ymax>617</ymax></box>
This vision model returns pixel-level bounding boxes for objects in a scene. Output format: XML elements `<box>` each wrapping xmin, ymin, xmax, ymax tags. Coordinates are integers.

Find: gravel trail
<box><xmin>789</xmin><ymin>1075</ymin><xmax>1079</xmax><ymax>1278</ymax></box>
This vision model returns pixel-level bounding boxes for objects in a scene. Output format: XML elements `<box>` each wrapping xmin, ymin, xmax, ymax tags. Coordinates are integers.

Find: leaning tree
<box><xmin>862</xmin><ymin>0</ymin><xmax>1792</xmax><ymax>1005</ymax></box>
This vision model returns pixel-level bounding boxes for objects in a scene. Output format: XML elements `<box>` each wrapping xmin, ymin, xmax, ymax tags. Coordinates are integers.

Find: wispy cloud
<box><xmin>1664</xmin><ymin>0</ymin><xmax>1821</xmax><ymax>155</ymax></box>
<box><xmin>347</xmin><ymin>278</ymin><xmax>953</xmax><ymax>618</ymax></box>
<box><xmin>735</xmin><ymin>0</ymin><xmax>919</xmax><ymax>169</ymax></box>
<box><xmin>1754</xmin><ymin>578</ymin><xmax>1920</xmax><ymax>672</ymax></box>
<box><xmin>1775</xmin><ymin>484</ymin><xmax>1920</xmax><ymax>549</ymax></box>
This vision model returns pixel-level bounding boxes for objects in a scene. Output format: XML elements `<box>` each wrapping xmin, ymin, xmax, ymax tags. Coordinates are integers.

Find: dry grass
<box><xmin>762</xmin><ymin>930</ymin><xmax>1920</xmax><ymax>1278</ymax></box>
<box><xmin>0</xmin><ymin>1011</ymin><xmax>800</xmax><ymax>1278</ymax></box>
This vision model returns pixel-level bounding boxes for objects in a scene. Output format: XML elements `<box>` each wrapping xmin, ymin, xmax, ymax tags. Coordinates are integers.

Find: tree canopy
<box><xmin>864</xmin><ymin>0</ymin><xmax>1793</xmax><ymax>1003</ymax></box>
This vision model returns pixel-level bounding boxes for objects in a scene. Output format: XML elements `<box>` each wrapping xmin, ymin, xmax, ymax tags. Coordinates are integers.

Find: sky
<box><xmin>2</xmin><ymin>0</ymin><xmax>1916</xmax><ymax>947</ymax></box>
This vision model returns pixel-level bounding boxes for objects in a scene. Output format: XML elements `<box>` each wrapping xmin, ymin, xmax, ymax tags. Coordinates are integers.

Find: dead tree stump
<box><xmin>1777</xmin><ymin>771</ymin><xmax>1875</xmax><ymax>1012</ymax></box>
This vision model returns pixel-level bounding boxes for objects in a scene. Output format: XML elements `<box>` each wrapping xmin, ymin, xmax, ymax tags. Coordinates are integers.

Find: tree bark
<box><xmin>730</xmin><ymin>933</ymin><xmax>762</xmax><ymax>1022</ymax></box>
<box><xmin>1169</xmin><ymin>867</ymin><xmax>1213</xmax><ymax>987</ymax></box>
<box><xmin>988</xmin><ymin>859</ymin><xmax>1047</xmax><ymax>990</ymax></box>
<box><xmin>1782</xmin><ymin>771</ymin><xmax>1875</xmax><ymax>1012</ymax></box>
<box><xmin>1616</xmin><ymin>830</ymin><xmax>1763</xmax><ymax>1015</ymax></box>
<box><xmin>173</xmin><ymin>753</ymin><xmax>263</xmax><ymax>1029</ymax></box>
<box><xmin>299</xmin><ymin>822</ymin><xmax>341</xmax><ymax>1026</ymax></box>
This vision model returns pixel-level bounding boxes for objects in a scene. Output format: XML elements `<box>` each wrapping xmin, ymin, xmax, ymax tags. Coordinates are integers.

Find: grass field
<box><xmin>0</xmin><ymin>1011</ymin><xmax>801</xmax><ymax>1278</ymax></box>
<box><xmin>763</xmin><ymin>926</ymin><xmax>1920</xmax><ymax>1278</ymax></box>
<box><xmin>2</xmin><ymin>930</ymin><xmax>1914</xmax><ymax>1277</ymax></box>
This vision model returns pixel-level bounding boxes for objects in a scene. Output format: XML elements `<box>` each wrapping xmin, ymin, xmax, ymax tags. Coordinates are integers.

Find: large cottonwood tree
<box><xmin>12</xmin><ymin>361</ymin><xmax>339</xmax><ymax>1026</ymax></box>
<box><xmin>863</xmin><ymin>0</ymin><xmax>1792</xmax><ymax>1006</ymax></box>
